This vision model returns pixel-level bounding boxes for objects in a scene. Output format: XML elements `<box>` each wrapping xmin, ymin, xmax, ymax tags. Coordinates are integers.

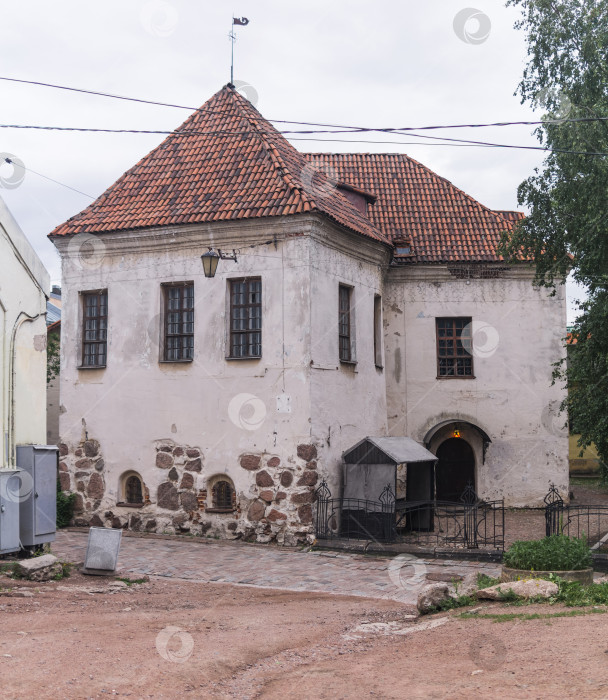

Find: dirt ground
<box><xmin>2</xmin><ymin>569</ymin><xmax>608</xmax><ymax>699</ymax></box>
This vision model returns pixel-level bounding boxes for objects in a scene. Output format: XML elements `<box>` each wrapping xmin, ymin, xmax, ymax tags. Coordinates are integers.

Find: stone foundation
<box><xmin>59</xmin><ymin>437</ymin><xmax>320</xmax><ymax>546</ymax></box>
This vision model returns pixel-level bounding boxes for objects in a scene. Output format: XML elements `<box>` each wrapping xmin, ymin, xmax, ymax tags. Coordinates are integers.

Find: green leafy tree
<box><xmin>503</xmin><ymin>0</ymin><xmax>608</xmax><ymax>476</ymax></box>
<box><xmin>47</xmin><ymin>332</ymin><xmax>60</xmax><ymax>384</ymax></box>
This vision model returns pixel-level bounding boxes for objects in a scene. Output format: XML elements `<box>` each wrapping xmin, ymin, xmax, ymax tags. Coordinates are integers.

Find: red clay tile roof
<box><xmin>305</xmin><ymin>153</ymin><xmax>522</xmax><ymax>264</ymax></box>
<box><xmin>494</xmin><ymin>209</ymin><xmax>525</xmax><ymax>223</ymax></box>
<box><xmin>49</xmin><ymin>86</ymin><xmax>389</xmax><ymax>246</ymax></box>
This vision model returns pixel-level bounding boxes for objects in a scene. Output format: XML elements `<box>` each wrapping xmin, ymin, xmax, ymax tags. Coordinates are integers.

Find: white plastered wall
<box><xmin>0</xmin><ymin>196</ymin><xmax>49</xmax><ymax>466</ymax></box>
<box><xmin>384</xmin><ymin>265</ymin><xmax>568</xmax><ymax>506</ymax></box>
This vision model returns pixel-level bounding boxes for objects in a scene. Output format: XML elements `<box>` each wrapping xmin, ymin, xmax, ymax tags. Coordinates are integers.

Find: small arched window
<box><xmin>212</xmin><ymin>480</ymin><xmax>233</xmax><ymax>510</ymax></box>
<box><xmin>126</xmin><ymin>475</ymin><xmax>143</xmax><ymax>504</ymax></box>
<box><xmin>119</xmin><ymin>472</ymin><xmax>145</xmax><ymax>507</ymax></box>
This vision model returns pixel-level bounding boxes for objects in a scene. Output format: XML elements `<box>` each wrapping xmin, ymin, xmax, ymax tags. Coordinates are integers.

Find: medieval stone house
<box><xmin>49</xmin><ymin>85</ymin><xmax>567</xmax><ymax>544</ymax></box>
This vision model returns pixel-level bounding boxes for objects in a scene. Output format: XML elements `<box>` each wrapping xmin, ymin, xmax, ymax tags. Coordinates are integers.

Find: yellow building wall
<box><xmin>569</xmin><ymin>434</ymin><xmax>600</xmax><ymax>474</ymax></box>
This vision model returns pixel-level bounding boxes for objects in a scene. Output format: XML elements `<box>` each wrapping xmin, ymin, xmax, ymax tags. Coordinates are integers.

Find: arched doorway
<box><xmin>435</xmin><ymin>438</ymin><xmax>475</xmax><ymax>501</ymax></box>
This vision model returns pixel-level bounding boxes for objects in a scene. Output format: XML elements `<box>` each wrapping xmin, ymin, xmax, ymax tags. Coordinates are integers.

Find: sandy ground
<box><xmin>2</xmin><ymin>569</ymin><xmax>608</xmax><ymax>700</ymax></box>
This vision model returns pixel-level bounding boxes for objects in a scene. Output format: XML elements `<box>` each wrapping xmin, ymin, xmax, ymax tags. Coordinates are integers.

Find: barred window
<box><xmin>212</xmin><ymin>480</ymin><xmax>234</xmax><ymax>510</ymax></box>
<box><xmin>374</xmin><ymin>294</ymin><xmax>383</xmax><ymax>367</ymax></box>
<box><xmin>163</xmin><ymin>283</ymin><xmax>194</xmax><ymax>361</ymax></box>
<box><xmin>125</xmin><ymin>475</ymin><xmax>143</xmax><ymax>505</ymax></box>
<box><xmin>118</xmin><ymin>471</ymin><xmax>145</xmax><ymax>508</ymax></box>
<box><xmin>229</xmin><ymin>278</ymin><xmax>262</xmax><ymax>358</ymax></box>
<box><xmin>82</xmin><ymin>291</ymin><xmax>108</xmax><ymax>367</ymax></box>
<box><xmin>339</xmin><ymin>285</ymin><xmax>353</xmax><ymax>362</ymax></box>
<box><xmin>436</xmin><ymin>317</ymin><xmax>474</xmax><ymax>377</ymax></box>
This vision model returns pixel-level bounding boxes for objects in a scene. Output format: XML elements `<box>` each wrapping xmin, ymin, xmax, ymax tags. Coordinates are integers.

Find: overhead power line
<box><xmin>2</xmin><ymin>157</ymin><xmax>94</xmax><ymax>198</ymax></box>
<box><xmin>0</xmin><ymin>122</ymin><xmax>606</xmax><ymax>156</ymax></box>
<box><xmin>1</xmin><ymin>75</ymin><xmax>608</xmax><ymax>133</ymax></box>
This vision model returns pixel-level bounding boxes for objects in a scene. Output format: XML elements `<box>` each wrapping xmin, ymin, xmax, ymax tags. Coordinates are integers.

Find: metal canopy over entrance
<box><xmin>334</xmin><ymin>437</ymin><xmax>438</xmax><ymax>538</ymax></box>
<box><xmin>315</xmin><ymin>436</ymin><xmax>504</xmax><ymax>549</ymax></box>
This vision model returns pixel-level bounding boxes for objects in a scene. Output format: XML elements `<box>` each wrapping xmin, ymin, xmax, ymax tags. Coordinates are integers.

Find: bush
<box><xmin>503</xmin><ymin>535</ymin><xmax>592</xmax><ymax>571</ymax></box>
<box><xmin>56</xmin><ymin>479</ymin><xmax>76</xmax><ymax>528</ymax></box>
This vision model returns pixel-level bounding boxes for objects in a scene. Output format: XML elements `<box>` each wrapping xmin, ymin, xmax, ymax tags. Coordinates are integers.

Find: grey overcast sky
<box><xmin>0</xmin><ymin>0</ymin><xmax>584</xmax><ymax>323</ymax></box>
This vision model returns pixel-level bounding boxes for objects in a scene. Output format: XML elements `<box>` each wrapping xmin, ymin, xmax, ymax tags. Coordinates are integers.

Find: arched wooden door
<box><xmin>435</xmin><ymin>438</ymin><xmax>475</xmax><ymax>502</ymax></box>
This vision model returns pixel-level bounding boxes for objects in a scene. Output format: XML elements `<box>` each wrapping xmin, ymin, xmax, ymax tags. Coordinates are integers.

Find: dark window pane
<box><xmin>339</xmin><ymin>285</ymin><xmax>352</xmax><ymax>362</ymax></box>
<box><xmin>163</xmin><ymin>284</ymin><xmax>194</xmax><ymax>361</ymax></box>
<box><xmin>436</xmin><ymin>317</ymin><xmax>473</xmax><ymax>377</ymax></box>
<box><xmin>82</xmin><ymin>291</ymin><xmax>108</xmax><ymax>367</ymax></box>
<box><xmin>229</xmin><ymin>279</ymin><xmax>262</xmax><ymax>358</ymax></box>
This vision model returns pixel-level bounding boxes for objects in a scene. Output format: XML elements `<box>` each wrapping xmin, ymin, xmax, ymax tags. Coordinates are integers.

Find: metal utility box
<box><xmin>16</xmin><ymin>445</ymin><xmax>58</xmax><ymax>548</ymax></box>
<box><xmin>0</xmin><ymin>469</ymin><xmax>22</xmax><ymax>554</ymax></box>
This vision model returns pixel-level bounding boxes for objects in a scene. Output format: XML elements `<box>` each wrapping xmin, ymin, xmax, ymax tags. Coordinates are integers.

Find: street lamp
<box><xmin>200</xmin><ymin>248</ymin><xmax>238</xmax><ymax>278</ymax></box>
<box><xmin>201</xmin><ymin>249</ymin><xmax>220</xmax><ymax>278</ymax></box>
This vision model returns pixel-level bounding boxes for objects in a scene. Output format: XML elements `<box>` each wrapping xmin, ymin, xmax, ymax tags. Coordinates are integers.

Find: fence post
<box><xmin>544</xmin><ymin>483</ymin><xmax>564</xmax><ymax>537</ymax></box>
<box><xmin>460</xmin><ymin>482</ymin><xmax>479</xmax><ymax>549</ymax></box>
<box><xmin>314</xmin><ymin>479</ymin><xmax>331</xmax><ymax>539</ymax></box>
<box><xmin>379</xmin><ymin>483</ymin><xmax>396</xmax><ymax>542</ymax></box>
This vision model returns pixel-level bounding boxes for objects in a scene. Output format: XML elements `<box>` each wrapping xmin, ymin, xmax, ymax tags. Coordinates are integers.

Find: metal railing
<box><xmin>315</xmin><ymin>480</ymin><xmax>504</xmax><ymax>550</ymax></box>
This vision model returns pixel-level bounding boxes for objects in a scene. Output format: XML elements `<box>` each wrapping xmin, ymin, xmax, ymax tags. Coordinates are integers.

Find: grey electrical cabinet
<box><xmin>16</xmin><ymin>445</ymin><xmax>58</xmax><ymax>548</ymax></box>
<box><xmin>0</xmin><ymin>470</ymin><xmax>22</xmax><ymax>554</ymax></box>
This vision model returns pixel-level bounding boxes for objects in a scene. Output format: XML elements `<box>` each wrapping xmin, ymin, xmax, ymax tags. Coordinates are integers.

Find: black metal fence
<box><xmin>315</xmin><ymin>480</ymin><xmax>505</xmax><ymax>550</ymax></box>
<box><xmin>315</xmin><ymin>480</ymin><xmax>608</xmax><ymax>558</ymax></box>
<box><xmin>395</xmin><ymin>498</ymin><xmax>505</xmax><ymax>550</ymax></box>
<box><xmin>545</xmin><ymin>484</ymin><xmax>608</xmax><ymax>553</ymax></box>
<box><xmin>315</xmin><ymin>481</ymin><xmax>396</xmax><ymax>542</ymax></box>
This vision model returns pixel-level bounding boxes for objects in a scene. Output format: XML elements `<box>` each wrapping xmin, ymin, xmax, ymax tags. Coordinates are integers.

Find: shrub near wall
<box><xmin>503</xmin><ymin>535</ymin><xmax>592</xmax><ymax>572</ymax></box>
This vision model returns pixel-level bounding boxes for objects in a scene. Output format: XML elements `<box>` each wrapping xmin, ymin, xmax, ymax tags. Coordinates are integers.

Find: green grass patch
<box><xmin>503</xmin><ymin>535</ymin><xmax>592</xmax><ymax>571</ymax></box>
<box><xmin>570</xmin><ymin>477</ymin><xmax>608</xmax><ymax>492</ymax></box>
<box><xmin>115</xmin><ymin>576</ymin><xmax>148</xmax><ymax>586</ymax></box>
<box><xmin>55</xmin><ymin>561</ymin><xmax>72</xmax><ymax>580</ymax></box>
<box><xmin>476</xmin><ymin>573</ymin><xmax>501</xmax><ymax>589</ymax></box>
<box><xmin>459</xmin><ymin>607</ymin><xmax>608</xmax><ymax>622</ymax></box>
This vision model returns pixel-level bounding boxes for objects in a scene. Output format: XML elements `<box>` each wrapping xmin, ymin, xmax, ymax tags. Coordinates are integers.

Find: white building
<box><xmin>50</xmin><ymin>86</ymin><xmax>567</xmax><ymax>544</ymax></box>
<box><xmin>0</xmin><ymin>196</ymin><xmax>50</xmax><ymax>467</ymax></box>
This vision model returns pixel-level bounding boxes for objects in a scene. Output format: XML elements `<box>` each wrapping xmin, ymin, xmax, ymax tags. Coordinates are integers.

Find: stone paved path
<box><xmin>52</xmin><ymin>530</ymin><xmax>500</xmax><ymax>604</ymax></box>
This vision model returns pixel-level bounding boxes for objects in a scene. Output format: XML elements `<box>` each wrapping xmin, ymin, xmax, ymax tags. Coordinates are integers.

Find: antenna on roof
<box><xmin>229</xmin><ymin>16</ymin><xmax>250</xmax><ymax>85</ymax></box>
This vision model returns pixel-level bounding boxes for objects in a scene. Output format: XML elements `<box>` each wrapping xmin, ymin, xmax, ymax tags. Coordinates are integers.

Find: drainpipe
<box><xmin>7</xmin><ymin>311</ymin><xmax>42</xmax><ymax>467</ymax></box>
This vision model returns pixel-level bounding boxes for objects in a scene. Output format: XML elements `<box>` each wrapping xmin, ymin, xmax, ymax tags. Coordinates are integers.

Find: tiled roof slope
<box><xmin>494</xmin><ymin>209</ymin><xmax>525</xmax><ymax>223</ymax></box>
<box><xmin>50</xmin><ymin>86</ymin><xmax>388</xmax><ymax>245</ymax></box>
<box><xmin>305</xmin><ymin>153</ymin><xmax>522</xmax><ymax>263</ymax></box>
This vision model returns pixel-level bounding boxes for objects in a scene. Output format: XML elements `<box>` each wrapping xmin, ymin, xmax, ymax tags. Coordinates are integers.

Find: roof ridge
<box><xmin>314</xmin><ymin>151</ymin><xmax>517</xmax><ymax>232</ymax></box>
<box><xmin>226</xmin><ymin>87</ymin><xmax>316</xmax><ymax>209</ymax></box>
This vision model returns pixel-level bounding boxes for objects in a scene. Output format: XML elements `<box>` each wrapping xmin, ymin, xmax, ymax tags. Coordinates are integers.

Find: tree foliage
<box><xmin>503</xmin><ymin>0</ymin><xmax>608</xmax><ymax>472</ymax></box>
<box><xmin>47</xmin><ymin>333</ymin><xmax>60</xmax><ymax>384</ymax></box>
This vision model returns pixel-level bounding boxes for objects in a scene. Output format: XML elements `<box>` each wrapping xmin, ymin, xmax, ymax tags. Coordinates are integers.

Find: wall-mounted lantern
<box><xmin>201</xmin><ymin>248</ymin><xmax>238</xmax><ymax>278</ymax></box>
<box><xmin>452</xmin><ymin>429</ymin><xmax>461</xmax><ymax>438</ymax></box>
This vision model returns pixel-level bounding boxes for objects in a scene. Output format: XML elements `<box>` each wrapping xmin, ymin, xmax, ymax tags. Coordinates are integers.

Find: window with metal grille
<box><xmin>339</xmin><ymin>284</ymin><xmax>353</xmax><ymax>362</ymax></box>
<box><xmin>374</xmin><ymin>294</ymin><xmax>382</xmax><ymax>367</ymax></box>
<box><xmin>229</xmin><ymin>278</ymin><xmax>262</xmax><ymax>358</ymax></box>
<box><xmin>82</xmin><ymin>290</ymin><xmax>108</xmax><ymax>367</ymax></box>
<box><xmin>212</xmin><ymin>480</ymin><xmax>234</xmax><ymax>510</ymax></box>
<box><xmin>125</xmin><ymin>475</ymin><xmax>143</xmax><ymax>505</ymax></box>
<box><xmin>436</xmin><ymin>317</ymin><xmax>474</xmax><ymax>377</ymax></box>
<box><xmin>163</xmin><ymin>283</ymin><xmax>194</xmax><ymax>361</ymax></box>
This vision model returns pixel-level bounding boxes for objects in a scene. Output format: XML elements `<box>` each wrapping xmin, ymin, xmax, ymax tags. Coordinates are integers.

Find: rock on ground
<box><xmin>14</xmin><ymin>554</ymin><xmax>62</xmax><ymax>582</ymax></box>
<box><xmin>477</xmin><ymin>578</ymin><xmax>558</xmax><ymax>600</ymax></box>
<box><xmin>417</xmin><ymin>583</ymin><xmax>451</xmax><ymax>613</ymax></box>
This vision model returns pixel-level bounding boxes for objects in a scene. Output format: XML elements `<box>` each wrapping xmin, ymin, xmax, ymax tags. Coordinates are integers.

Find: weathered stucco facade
<box><xmin>0</xmin><ymin>196</ymin><xmax>49</xmax><ymax>467</ymax></box>
<box><xmin>384</xmin><ymin>266</ymin><xmax>568</xmax><ymax>506</ymax></box>
<box><xmin>54</xmin><ymin>215</ymin><xmax>391</xmax><ymax>544</ymax></box>
<box><xmin>50</xmin><ymin>84</ymin><xmax>568</xmax><ymax>542</ymax></box>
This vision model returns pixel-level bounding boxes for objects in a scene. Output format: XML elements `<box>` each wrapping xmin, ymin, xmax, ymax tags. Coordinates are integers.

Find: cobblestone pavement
<box><xmin>52</xmin><ymin>530</ymin><xmax>500</xmax><ymax>604</ymax></box>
